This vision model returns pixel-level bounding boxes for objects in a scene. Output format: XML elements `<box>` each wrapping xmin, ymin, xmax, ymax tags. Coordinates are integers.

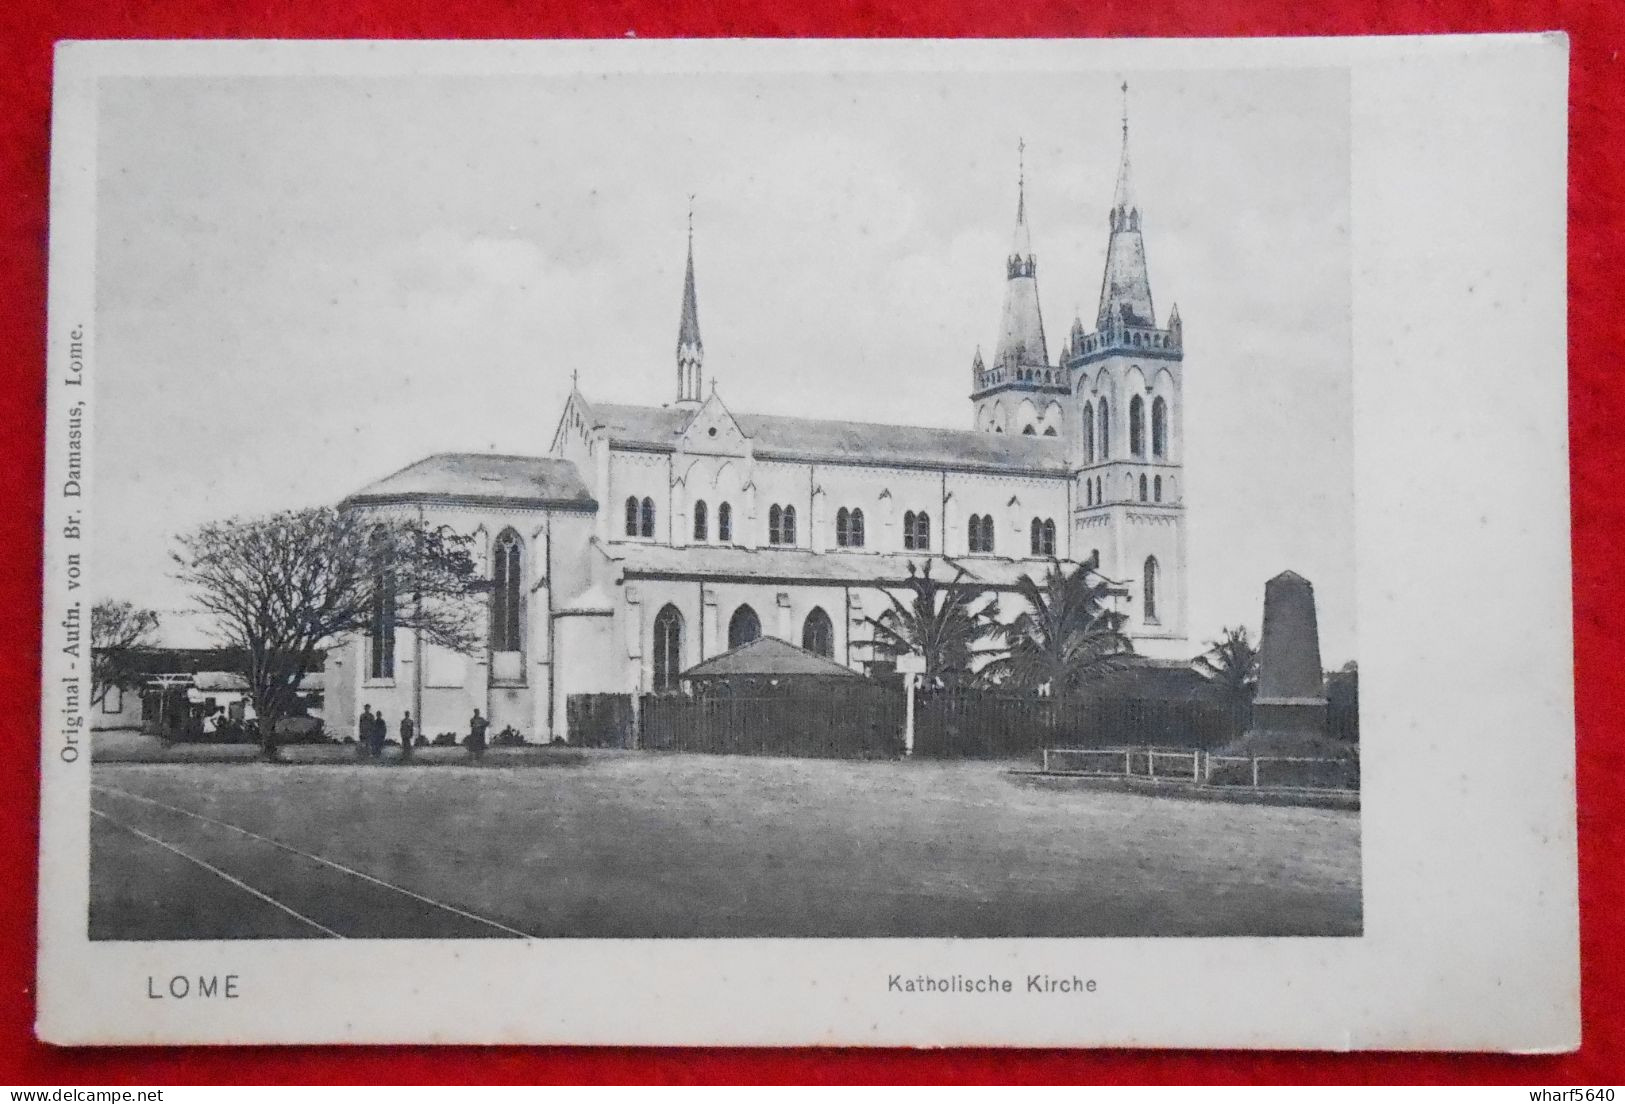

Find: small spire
<box><xmin>675</xmin><ymin>200</ymin><xmax>703</xmax><ymax>406</ymax></box>
<box><xmin>1112</xmin><ymin>81</ymin><xmax>1135</xmax><ymax>216</ymax></box>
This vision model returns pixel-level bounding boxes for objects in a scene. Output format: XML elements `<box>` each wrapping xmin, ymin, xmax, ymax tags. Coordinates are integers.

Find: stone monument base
<box><xmin>1249</xmin><ymin>696</ymin><xmax>1329</xmax><ymax>739</ymax></box>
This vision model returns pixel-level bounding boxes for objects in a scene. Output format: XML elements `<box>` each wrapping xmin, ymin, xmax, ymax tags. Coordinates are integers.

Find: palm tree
<box><xmin>862</xmin><ymin>560</ymin><xmax>1001</xmax><ymax>684</ymax></box>
<box><xmin>1194</xmin><ymin>625</ymin><xmax>1259</xmax><ymax>704</ymax></box>
<box><xmin>980</xmin><ymin>559</ymin><xmax>1134</xmax><ymax>696</ymax></box>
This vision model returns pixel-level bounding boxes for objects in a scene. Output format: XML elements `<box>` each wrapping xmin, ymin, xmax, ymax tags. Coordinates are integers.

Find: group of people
<box><xmin>356</xmin><ymin>705</ymin><xmax>490</xmax><ymax>761</ymax></box>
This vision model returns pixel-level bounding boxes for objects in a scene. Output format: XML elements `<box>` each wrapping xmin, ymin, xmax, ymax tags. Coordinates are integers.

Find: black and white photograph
<box><xmin>37</xmin><ymin>37</ymin><xmax>1575</xmax><ymax>1049</ymax></box>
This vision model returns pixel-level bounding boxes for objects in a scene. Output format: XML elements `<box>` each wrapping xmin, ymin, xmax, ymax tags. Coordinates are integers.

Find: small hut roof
<box><xmin>680</xmin><ymin>635</ymin><xmax>862</xmax><ymax>681</ymax></box>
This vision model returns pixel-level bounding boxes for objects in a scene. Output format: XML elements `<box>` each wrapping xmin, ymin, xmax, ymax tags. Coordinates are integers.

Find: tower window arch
<box><xmin>1095</xmin><ymin>476</ymin><xmax>1103</xmax><ymax>503</ymax></box>
<box><xmin>728</xmin><ymin>604</ymin><xmax>761</xmax><ymax>649</ymax></box>
<box><xmin>491</xmin><ymin>528</ymin><xmax>523</xmax><ymax>653</ymax></box>
<box><xmin>1098</xmin><ymin>399</ymin><xmax>1111</xmax><ymax>459</ymax></box>
<box><xmin>624</xmin><ymin>497</ymin><xmax>639</xmax><ymax>537</ymax></box>
<box><xmin>718</xmin><ymin>502</ymin><xmax>733</xmax><ymax>542</ymax></box>
<box><xmin>1139</xmin><ymin>474</ymin><xmax>1149</xmax><ymax>502</ymax></box>
<box><xmin>1152</xmin><ymin>396</ymin><xmax>1168</xmax><ymax>458</ymax></box>
<box><xmin>1086</xmin><ymin>480</ymin><xmax>1094</xmax><ymax>507</ymax></box>
<box><xmin>652</xmin><ymin>604</ymin><xmax>684</xmax><ymax>692</ymax></box>
<box><xmin>1154</xmin><ymin>475</ymin><xmax>1163</xmax><ymax>502</ymax></box>
<box><xmin>1130</xmin><ymin>394</ymin><xmax>1146</xmax><ymax>457</ymax></box>
<box><xmin>367</xmin><ymin>531</ymin><xmax>395</xmax><ymax>680</ymax></box>
<box><xmin>802</xmin><ymin>607</ymin><xmax>835</xmax><ymax>658</ymax></box>
<box><xmin>640</xmin><ymin>496</ymin><xmax>656</xmax><ymax>538</ymax></box>
<box><xmin>1143</xmin><ymin>556</ymin><xmax>1160</xmax><ymax>624</ymax></box>
<box><xmin>693</xmin><ymin>499</ymin><xmax>708</xmax><ymax>542</ymax></box>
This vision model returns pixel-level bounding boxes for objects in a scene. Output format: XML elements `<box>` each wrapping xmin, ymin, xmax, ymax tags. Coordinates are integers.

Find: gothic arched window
<box><xmin>1154</xmin><ymin>475</ymin><xmax>1163</xmax><ymax>502</ymax></box>
<box><xmin>802</xmin><ymin>607</ymin><xmax>834</xmax><ymax>658</ymax></box>
<box><xmin>718</xmin><ymin>502</ymin><xmax>732</xmax><ymax>542</ymax></box>
<box><xmin>1029</xmin><ymin>518</ymin><xmax>1056</xmax><ymax>557</ymax></box>
<box><xmin>367</xmin><ymin>531</ymin><xmax>395</xmax><ymax>679</ymax></box>
<box><xmin>1086</xmin><ymin>480</ymin><xmax>1094</xmax><ymax>506</ymax></box>
<box><xmin>693</xmin><ymin>500</ymin><xmax>708</xmax><ymax>542</ymax></box>
<box><xmin>912</xmin><ymin>511</ymin><xmax>930</xmax><ymax>552</ymax></box>
<box><xmin>1139</xmin><ymin>474</ymin><xmax>1148</xmax><ymax>502</ymax></box>
<box><xmin>1099</xmin><ymin>399</ymin><xmax>1111</xmax><ymax>459</ymax></box>
<box><xmin>1152</xmin><ymin>396</ymin><xmax>1168</xmax><ymax>459</ymax></box>
<box><xmin>902</xmin><ymin>511</ymin><xmax>917</xmax><ymax>550</ymax></box>
<box><xmin>1130</xmin><ymin>395</ymin><xmax>1146</xmax><ymax>457</ymax></box>
<box><xmin>1029</xmin><ymin>518</ymin><xmax>1042</xmax><ymax>556</ymax></box>
<box><xmin>836</xmin><ymin>507</ymin><xmax>851</xmax><ymax>547</ymax></box>
<box><xmin>653</xmin><ymin>604</ymin><xmax>684</xmax><ymax>692</ymax></box>
<box><xmin>1095</xmin><ymin>476</ymin><xmax>1103</xmax><ymax>503</ymax></box>
<box><xmin>624</xmin><ymin>497</ymin><xmax>639</xmax><ymax>537</ymax></box>
<box><xmin>769</xmin><ymin>504</ymin><xmax>783</xmax><ymax>545</ymax></box>
<box><xmin>1083</xmin><ymin>401</ymin><xmax>1095</xmax><ymax>461</ymax></box>
<box><xmin>491</xmin><ymin>528</ymin><xmax>523</xmax><ymax>653</ymax></box>
<box><xmin>782</xmin><ymin>505</ymin><xmax>797</xmax><ymax>545</ymax></box>
<box><xmin>850</xmin><ymin>508</ymin><xmax>865</xmax><ymax>548</ymax></box>
<box><xmin>1043</xmin><ymin>519</ymin><xmax>1056</xmax><ymax>556</ymax></box>
<box><xmin>1144</xmin><ymin>556</ymin><xmax>1160</xmax><ymax>623</ymax></box>
<box><xmin>728</xmin><ymin>604</ymin><xmax>761</xmax><ymax>649</ymax></box>
<box><xmin>640</xmin><ymin>496</ymin><xmax>655</xmax><ymax>538</ymax></box>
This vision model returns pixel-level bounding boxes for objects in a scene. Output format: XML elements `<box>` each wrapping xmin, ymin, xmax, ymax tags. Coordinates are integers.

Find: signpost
<box><xmin>894</xmin><ymin>654</ymin><xmax>925</xmax><ymax>756</ymax></box>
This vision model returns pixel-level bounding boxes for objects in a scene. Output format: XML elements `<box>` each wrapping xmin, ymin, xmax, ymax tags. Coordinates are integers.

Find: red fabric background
<box><xmin>0</xmin><ymin>1</ymin><xmax>1618</xmax><ymax>1085</ymax></box>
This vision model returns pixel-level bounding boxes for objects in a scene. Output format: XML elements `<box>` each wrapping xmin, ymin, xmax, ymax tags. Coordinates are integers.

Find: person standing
<box><xmin>358</xmin><ymin>704</ymin><xmax>374</xmax><ymax>760</ymax></box>
<box><xmin>369</xmin><ymin>710</ymin><xmax>387</xmax><ymax>758</ymax></box>
<box><xmin>467</xmin><ymin>708</ymin><xmax>489</xmax><ymax>762</ymax></box>
<box><xmin>399</xmin><ymin>710</ymin><xmax>415</xmax><ymax>761</ymax></box>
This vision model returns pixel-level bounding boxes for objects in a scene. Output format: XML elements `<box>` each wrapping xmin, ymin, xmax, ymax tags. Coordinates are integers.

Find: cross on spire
<box><xmin>1016</xmin><ymin>137</ymin><xmax>1026</xmax><ymax>224</ymax></box>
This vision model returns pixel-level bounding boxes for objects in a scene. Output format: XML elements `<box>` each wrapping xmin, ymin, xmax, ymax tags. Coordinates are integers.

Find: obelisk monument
<box><xmin>1250</xmin><ymin>570</ymin><xmax>1328</xmax><ymax>738</ymax></box>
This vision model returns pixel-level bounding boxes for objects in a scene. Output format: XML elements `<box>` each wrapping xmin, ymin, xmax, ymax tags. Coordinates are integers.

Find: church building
<box><xmin>326</xmin><ymin>103</ymin><xmax>1190</xmax><ymax>743</ymax></box>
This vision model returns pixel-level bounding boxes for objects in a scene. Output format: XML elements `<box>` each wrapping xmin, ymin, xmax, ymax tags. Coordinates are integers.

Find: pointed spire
<box><xmin>1096</xmin><ymin>85</ymin><xmax>1156</xmax><ymax>330</ymax></box>
<box><xmin>994</xmin><ymin>143</ymin><xmax>1048</xmax><ymax>373</ymax></box>
<box><xmin>675</xmin><ymin>198</ymin><xmax>704</xmax><ymax>407</ymax></box>
<box><xmin>1113</xmin><ymin>81</ymin><xmax>1134</xmax><ymax>215</ymax></box>
<box><xmin>1010</xmin><ymin>137</ymin><xmax>1034</xmax><ymax>267</ymax></box>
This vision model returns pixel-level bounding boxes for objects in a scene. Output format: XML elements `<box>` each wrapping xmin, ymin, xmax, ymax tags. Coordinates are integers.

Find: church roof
<box><xmin>344</xmin><ymin>453</ymin><xmax>597</xmax><ymax>510</ymax></box>
<box><xmin>587</xmin><ymin>401</ymin><xmax>1069</xmax><ymax>476</ymax></box>
<box><xmin>680</xmin><ymin>635</ymin><xmax>862</xmax><ymax>681</ymax></box>
<box><xmin>607</xmin><ymin>543</ymin><xmax>1075</xmax><ymax>589</ymax></box>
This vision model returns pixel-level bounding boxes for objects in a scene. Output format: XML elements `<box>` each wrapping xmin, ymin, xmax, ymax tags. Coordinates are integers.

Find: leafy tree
<box><xmin>862</xmin><ymin>560</ymin><xmax>1002</xmax><ymax>684</ymax></box>
<box><xmin>1194</xmin><ymin>625</ymin><xmax>1260</xmax><ymax>705</ymax></box>
<box><xmin>90</xmin><ymin>599</ymin><xmax>161</xmax><ymax>709</ymax></box>
<box><xmin>172</xmin><ymin>507</ymin><xmax>482</xmax><ymax>760</ymax></box>
<box><xmin>979</xmin><ymin>559</ymin><xmax>1134</xmax><ymax>697</ymax></box>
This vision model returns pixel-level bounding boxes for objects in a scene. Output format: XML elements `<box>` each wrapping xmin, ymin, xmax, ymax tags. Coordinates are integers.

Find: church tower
<box><xmin>971</xmin><ymin>143</ymin><xmax>1065</xmax><ymax>438</ymax></box>
<box><xmin>675</xmin><ymin>210</ymin><xmax>704</xmax><ymax>408</ymax></box>
<box><xmin>1064</xmin><ymin>87</ymin><xmax>1188</xmax><ymax>656</ymax></box>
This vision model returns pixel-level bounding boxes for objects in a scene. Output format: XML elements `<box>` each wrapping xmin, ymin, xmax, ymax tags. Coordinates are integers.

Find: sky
<box><xmin>92</xmin><ymin>65</ymin><xmax>1355</xmax><ymax>663</ymax></box>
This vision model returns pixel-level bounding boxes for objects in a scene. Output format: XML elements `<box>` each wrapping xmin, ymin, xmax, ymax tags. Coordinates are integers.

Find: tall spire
<box><xmin>675</xmin><ymin>197</ymin><xmax>703</xmax><ymax>407</ymax></box>
<box><xmin>993</xmin><ymin>139</ymin><xmax>1048</xmax><ymax>372</ymax></box>
<box><xmin>1096</xmin><ymin>84</ymin><xmax>1156</xmax><ymax>330</ymax></box>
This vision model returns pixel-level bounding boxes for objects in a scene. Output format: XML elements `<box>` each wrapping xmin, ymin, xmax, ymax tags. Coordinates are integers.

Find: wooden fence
<box><xmin>912</xmin><ymin>689</ymin><xmax>1253</xmax><ymax>758</ymax></box>
<box><xmin>567</xmin><ymin>693</ymin><xmax>637</xmax><ymax>748</ymax></box>
<box><xmin>639</xmin><ymin>685</ymin><xmax>905</xmax><ymax>758</ymax></box>
<box><xmin>1041</xmin><ymin>746</ymin><xmax>1360</xmax><ymax>791</ymax></box>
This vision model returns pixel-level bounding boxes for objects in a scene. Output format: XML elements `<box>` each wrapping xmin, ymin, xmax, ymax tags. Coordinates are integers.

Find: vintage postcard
<box><xmin>37</xmin><ymin>35</ymin><xmax>1576</xmax><ymax>1048</ymax></box>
